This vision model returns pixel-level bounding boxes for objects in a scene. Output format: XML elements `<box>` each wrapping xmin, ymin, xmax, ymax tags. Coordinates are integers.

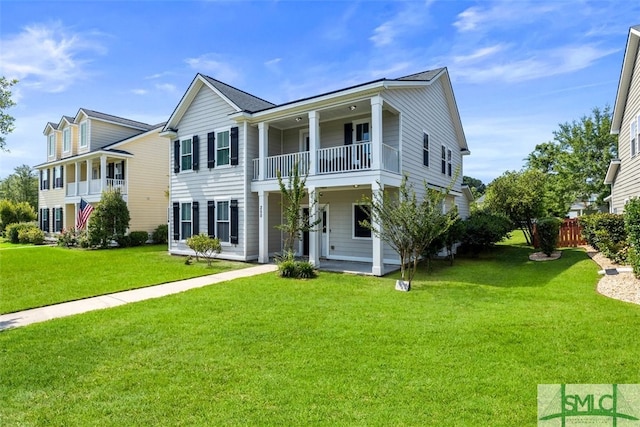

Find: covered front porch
<box><xmin>64</xmin><ymin>154</ymin><xmax>130</xmax><ymax>200</ymax></box>
<box><xmin>255</xmin><ymin>181</ymin><xmax>401</xmax><ymax>276</ymax></box>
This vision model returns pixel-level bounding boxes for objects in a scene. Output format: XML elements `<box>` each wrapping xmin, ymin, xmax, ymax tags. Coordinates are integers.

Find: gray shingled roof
<box><xmin>47</xmin><ymin>122</ymin><xmax>58</xmax><ymax>130</ymax></box>
<box><xmin>397</xmin><ymin>68</ymin><xmax>445</xmax><ymax>81</ymax></box>
<box><xmin>201</xmin><ymin>75</ymin><xmax>275</xmax><ymax>113</ymax></box>
<box><xmin>80</xmin><ymin>108</ymin><xmax>155</xmax><ymax>130</ymax></box>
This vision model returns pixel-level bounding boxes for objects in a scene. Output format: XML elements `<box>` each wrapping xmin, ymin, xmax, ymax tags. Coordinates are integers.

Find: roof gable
<box><xmin>76</xmin><ymin>108</ymin><xmax>154</xmax><ymax>131</ymax></box>
<box><xmin>612</xmin><ymin>25</ymin><xmax>640</xmax><ymax>133</ymax></box>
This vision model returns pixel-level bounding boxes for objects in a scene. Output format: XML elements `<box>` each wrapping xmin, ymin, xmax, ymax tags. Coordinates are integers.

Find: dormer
<box><xmin>74</xmin><ymin>110</ymin><xmax>91</xmax><ymax>154</ymax></box>
<box><xmin>43</xmin><ymin>122</ymin><xmax>60</xmax><ymax>161</ymax></box>
<box><xmin>58</xmin><ymin>116</ymin><xmax>77</xmax><ymax>158</ymax></box>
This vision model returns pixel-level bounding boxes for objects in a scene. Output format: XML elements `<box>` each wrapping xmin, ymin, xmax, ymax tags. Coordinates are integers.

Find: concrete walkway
<box><xmin>0</xmin><ymin>264</ymin><xmax>277</xmax><ymax>332</ymax></box>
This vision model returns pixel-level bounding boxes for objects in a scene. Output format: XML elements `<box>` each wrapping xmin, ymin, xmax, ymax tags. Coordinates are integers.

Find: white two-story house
<box><xmin>162</xmin><ymin>68</ymin><xmax>471</xmax><ymax>275</ymax></box>
<box><xmin>36</xmin><ymin>109</ymin><xmax>169</xmax><ymax>234</ymax></box>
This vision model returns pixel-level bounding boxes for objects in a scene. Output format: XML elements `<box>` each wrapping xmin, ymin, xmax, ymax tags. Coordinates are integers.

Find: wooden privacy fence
<box><xmin>533</xmin><ymin>218</ymin><xmax>587</xmax><ymax>248</ymax></box>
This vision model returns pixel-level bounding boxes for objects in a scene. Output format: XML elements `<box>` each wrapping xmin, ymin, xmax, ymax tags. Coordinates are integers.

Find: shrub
<box><xmin>186</xmin><ymin>233</ymin><xmax>222</xmax><ymax>267</ymax></box>
<box><xmin>129</xmin><ymin>231</ymin><xmax>149</xmax><ymax>247</ymax></box>
<box><xmin>460</xmin><ymin>211</ymin><xmax>512</xmax><ymax>255</ymax></box>
<box><xmin>579</xmin><ymin>213</ymin><xmax>628</xmax><ymax>263</ymax></box>
<box><xmin>275</xmin><ymin>251</ymin><xmax>317</xmax><ymax>279</ymax></box>
<box><xmin>0</xmin><ymin>199</ymin><xmax>37</xmax><ymax>232</ymax></box>
<box><xmin>536</xmin><ymin>217</ymin><xmax>562</xmax><ymax>256</ymax></box>
<box><xmin>57</xmin><ymin>228</ymin><xmax>79</xmax><ymax>248</ymax></box>
<box><xmin>5</xmin><ymin>222</ymin><xmax>37</xmax><ymax>244</ymax></box>
<box><xmin>296</xmin><ymin>261</ymin><xmax>317</xmax><ymax>279</ymax></box>
<box><xmin>18</xmin><ymin>227</ymin><xmax>44</xmax><ymax>245</ymax></box>
<box><xmin>87</xmin><ymin>189</ymin><xmax>130</xmax><ymax>248</ymax></box>
<box><xmin>152</xmin><ymin>224</ymin><xmax>168</xmax><ymax>244</ymax></box>
<box><xmin>624</xmin><ymin>198</ymin><xmax>640</xmax><ymax>277</ymax></box>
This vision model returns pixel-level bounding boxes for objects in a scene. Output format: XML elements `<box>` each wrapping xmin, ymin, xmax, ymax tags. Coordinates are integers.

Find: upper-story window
<box><xmin>447</xmin><ymin>149</ymin><xmax>452</xmax><ymax>176</ymax></box>
<box><xmin>423</xmin><ymin>133</ymin><xmax>429</xmax><ymax>167</ymax></box>
<box><xmin>63</xmin><ymin>128</ymin><xmax>71</xmax><ymax>153</ymax></box>
<box><xmin>355</xmin><ymin>121</ymin><xmax>370</xmax><ymax>143</ymax></box>
<box><xmin>441</xmin><ymin>145</ymin><xmax>446</xmax><ymax>174</ymax></box>
<box><xmin>631</xmin><ymin>117</ymin><xmax>639</xmax><ymax>158</ymax></box>
<box><xmin>216</xmin><ymin>130</ymin><xmax>230</xmax><ymax>166</ymax></box>
<box><xmin>48</xmin><ymin>134</ymin><xmax>55</xmax><ymax>158</ymax></box>
<box><xmin>181</xmin><ymin>138</ymin><xmax>192</xmax><ymax>171</ymax></box>
<box><xmin>80</xmin><ymin>122</ymin><xmax>88</xmax><ymax>148</ymax></box>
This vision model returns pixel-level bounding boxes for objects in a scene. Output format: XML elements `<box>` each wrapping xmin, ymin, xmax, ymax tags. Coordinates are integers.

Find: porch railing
<box><xmin>317</xmin><ymin>142</ymin><xmax>371</xmax><ymax>174</ymax></box>
<box><xmin>264</xmin><ymin>151</ymin><xmax>310</xmax><ymax>180</ymax></box>
<box><xmin>382</xmin><ymin>143</ymin><xmax>399</xmax><ymax>173</ymax></box>
<box><xmin>107</xmin><ymin>178</ymin><xmax>127</xmax><ymax>194</ymax></box>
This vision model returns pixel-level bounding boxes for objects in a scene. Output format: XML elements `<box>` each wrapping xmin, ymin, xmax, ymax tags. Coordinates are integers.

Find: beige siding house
<box><xmin>36</xmin><ymin>109</ymin><xmax>169</xmax><ymax>235</ymax></box>
<box><xmin>606</xmin><ymin>25</ymin><xmax>640</xmax><ymax>212</ymax></box>
<box><xmin>162</xmin><ymin>69</ymin><xmax>471</xmax><ymax>275</ymax></box>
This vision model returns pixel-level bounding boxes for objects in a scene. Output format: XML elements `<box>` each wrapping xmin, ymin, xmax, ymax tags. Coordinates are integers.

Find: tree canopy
<box><xmin>0</xmin><ymin>164</ymin><xmax>38</xmax><ymax>210</ymax></box>
<box><xmin>525</xmin><ymin>106</ymin><xmax>617</xmax><ymax>216</ymax></box>
<box><xmin>462</xmin><ymin>176</ymin><xmax>486</xmax><ymax>197</ymax></box>
<box><xmin>0</xmin><ymin>77</ymin><xmax>18</xmax><ymax>152</ymax></box>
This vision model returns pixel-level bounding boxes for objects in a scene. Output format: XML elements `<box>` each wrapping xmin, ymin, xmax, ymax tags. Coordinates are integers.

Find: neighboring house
<box><xmin>567</xmin><ymin>195</ymin><xmax>607</xmax><ymax>218</ymax></box>
<box><xmin>162</xmin><ymin>68</ymin><xmax>471</xmax><ymax>275</ymax></box>
<box><xmin>606</xmin><ymin>25</ymin><xmax>640</xmax><ymax>213</ymax></box>
<box><xmin>35</xmin><ymin>109</ymin><xmax>169</xmax><ymax>235</ymax></box>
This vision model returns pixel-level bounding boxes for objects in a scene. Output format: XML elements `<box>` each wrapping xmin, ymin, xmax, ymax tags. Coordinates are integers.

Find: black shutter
<box><xmin>230</xmin><ymin>127</ymin><xmax>239</xmax><ymax>166</ymax></box>
<box><xmin>207</xmin><ymin>132</ymin><xmax>215</xmax><ymax>168</ymax></box>
<box><xmin>192</xmin><ymin>201</ymin><xmax>199</xmax><ymax>235</ymax></box>
<box><xmin>45</xmin><ymin>208</ymin><xmax>50</xmax><ymax>232</ymax></box>
<box><xmin>107</xmin><ymin>163</ymin><xmax>115</xmax><ymax>180</ymax></box>
<box><xmin>120</xmin><ymin>160</ymin><xmax>125</xmax><ymax>179</ymax></box>
<box><xmin>230</xmin><ymin>199</ymin><xmax>239</xmax><ymax>244</ymax></box>
<box><xmin>172</xmin><ymin>202</ymin><xmax>180</xmax><ymax>240</ymax></box>
<box><xmin>207</xmin><ymin>201</ymin><xmax>215</xmax><ymax>237</ymax></box>
<box><xmin>40</xmin><ymin>170</ymin><xmax>43</xmax><ymax>190</ymax></box>
<box><xmin>58</xmin><ymin>207</ymin><xmax>63</xmax><ymax>232</ymax></box>
<box><xmin>59</xmin><ymin>165</ymin><xmax>64</xmax><ymax>188</ymax></box>
<box><xmin>344</xmin><ymin>123</ymin><xmax>353</xmax><ymax>145</ymax></box>
<box><xmin>192</xmin><ymin>135</ymin><xmax>200</xmax><ymax>170</ymax></box>
<box><xmin>39</xmin><ymin>209</ymin><xmax>43</xmax><ymax>230</ymax></box>
<box><xmin>173</xmin><ymin>140</ymin><xmax>180</xmax><ymax>173</ymax></box>
<box><xmin>47</xmin><ymin>169</ymin><xmax>51</xmax><ymax>190</ymax></box>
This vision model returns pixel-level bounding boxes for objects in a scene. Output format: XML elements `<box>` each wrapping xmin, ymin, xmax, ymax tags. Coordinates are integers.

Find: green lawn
<box><xmin>1</xmin><ymin>239</ymin><xmax>639</xmax><ymax>426</ymax></box>
<box><xmin>0</xmin><ymin>244</ymin><xmax>248</xmax><ymax>314</ymax></box>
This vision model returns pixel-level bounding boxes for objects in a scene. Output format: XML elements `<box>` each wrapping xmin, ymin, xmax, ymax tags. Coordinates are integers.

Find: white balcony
<box><xmin>64</xmin><ymin>179</ymin><xmax>127</xmax><ymax>197</ymax></box>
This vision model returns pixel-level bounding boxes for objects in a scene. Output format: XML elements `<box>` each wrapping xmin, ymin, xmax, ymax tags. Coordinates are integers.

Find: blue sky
<box><xmin>1</xmin><ymin>0</ymin><xmax>638</xmax><ymax>184</ymax></box>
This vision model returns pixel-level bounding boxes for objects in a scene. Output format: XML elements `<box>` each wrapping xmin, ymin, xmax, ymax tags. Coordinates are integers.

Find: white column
<box><xmin>74</xmin><ymin>161</ymin><xmax>80</xmax><ymax>196</ymax></box>
<box><xmin>308</xmin><ymin>111</ymin><xmax>319</xmax><ymax>175</ymax></box>
<box><xmin>85</xmin><ymin>159</ymin><xmax>91</xmax><ymax>195</ymax></box>
<box><xmin>371</xmin><ymin>182</ymin><xmax>384</xmax><ymax>276</ymax></box>
<box><xmin>308</xmin><ymin>186</ymin><xmax>319</xmax><ymax>267</ymax></box>
<box><xmin>258</xmin><ymin>122</ymin><xmax>268</xmax><ymax>180</ymax></box>
<box><xmin>100</xmin><ymin>155</ymin><xmax>107</xmax><ymax>193</ymax></box>
<box><xmin>371</xmin><ymin>96</ymin><xmax>383</xmax><ymax>170</ymax></box>
<box><xmin>258</xmin><ymin>191</ymin><xmax>269</xmax><ymax>263</ymax></box>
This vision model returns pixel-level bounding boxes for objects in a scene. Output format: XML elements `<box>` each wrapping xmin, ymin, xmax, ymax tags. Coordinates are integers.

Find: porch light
<box><xmin>353</xmin><ymin>184</ymin><xmax>359</xmax><ymax>188</ymax></box>
<box><xmin>295</xmin><ymin>117</ymin><xmax>302</xmax><ymax>122</ymax></box>
<box><xmin>349</xmin><ymin>105</ymin><xmax>357</xmax><ymax>111</ymax></box>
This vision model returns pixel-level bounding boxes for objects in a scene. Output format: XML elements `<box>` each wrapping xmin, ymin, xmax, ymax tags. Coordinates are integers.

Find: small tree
<box><xmin>361</xmin><ymin>175</ymin><xmax>458</xmax><ymax>288</ymax></box>
<box><xmin>485</xmin><ymin>169</ymin><xmax>546</xmax><ymax>246</ymax></box>
<box><xmin>536</xmin><ymin>217</ymin><xmax>562</xmax><ymax>256</ymax></box>
<box><xmin>87</xmin><ymin>189</ymin><xmax>130</xmax><ymax>248</ymax></box>
<box><xmin>0</xmin><ymin>199</ymin><xmax>36</xmax><ymax>232</ymax></box>
<box><xmin>275</xmin><ymin>161</ymin><xmax>321</xmax><ymax>254</ymax></box>
<box><xmin>0</xmin><ymin>165</ymin><xmax>38</xmax><ymax>210</ymax></box>
<box><xmin>186</xmin><ymin>233</ymin><xmax>222</xmax><ymax>266</ymax></box>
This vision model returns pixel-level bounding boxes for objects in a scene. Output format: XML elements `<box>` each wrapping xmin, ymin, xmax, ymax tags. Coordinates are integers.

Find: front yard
<box><xmin>0</xmin><ymin>244</ymin><xmax>247</xmax><ymax>314</ymax></box>
<box><xmin>1</xmin><ymin>238</ymin><xmax>638</xmax><ymax>425</ymax></box>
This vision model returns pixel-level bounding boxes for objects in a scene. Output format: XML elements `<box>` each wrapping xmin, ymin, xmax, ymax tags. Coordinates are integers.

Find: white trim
<box><xmin>299</xmin><ymin>129</ymin><xmax>310</xmax><ymax>152</ymax></box>
<box><xmin>325</xmin><ymin>254</ymin><xmax>402</xmax><ymax>265</ymax></box>
<box><xmin>352</xmin><ymin>203</ymin><xmax>372</xmax><ymax>240</ymax></box>
<box><xmin>216</xmin><ymin>198</ymin><xmax>232</xmax><ymax>245</ymax></box>
<box><xmin>352</xmin><ymin>118</ymin><xmax>371</xmax><ymax>143</ymax></box>
<box><xmin>180</xmin><ymin>137</ymin><xmax>193</xmax><ymax>171</ymax></box>
<box><xmin>180</xmin><ymin>201</ymin><xmax>193</xmax><ymax>242</ymax></box>
<box><xmin>215</xmin><ymin>126</ymin><xmax>232</xmax><ymax>168</ymax></box>
<box><xmin>62</xmin><ymin>128</ymin><xmax>71</xmax><ymax>153</ymax></box>
<box><xmin>47</xmin><ymin>134</ymin><xmax>56</xmax><ymax>158</ymax></box>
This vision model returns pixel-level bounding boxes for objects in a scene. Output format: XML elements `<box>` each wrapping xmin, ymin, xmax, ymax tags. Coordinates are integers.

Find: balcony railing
<box><xmin>64</xmin><ymin>179</ymin><xmax>127</xmax><ymax>196</ymax></box>
<box><xmin>107</xmin><ymin>178</ymin><xmax>126</xmax><ymax>193</ymax></box>
<box><xmin>252</xmin><ymin>142</ymin><xmax>399</xmax><ymax>181</ymax></box>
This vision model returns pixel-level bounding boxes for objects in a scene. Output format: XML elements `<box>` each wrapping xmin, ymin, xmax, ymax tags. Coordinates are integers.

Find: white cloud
<box><xmin>452</xmin><ymin>44</ymin><xmax>507</xmax><ymax>64</ymax></box>
<box><xmin>369</xmin><ymin>1</ymin><xmax>434</xmax><ymax>47</ymax></box>
<box><xmin>452</xmin><ymin>44</ymin><xmax>618</xmax><ymax>84</ymax></box>
<box><xmin>0</xmin><ymin>21</ymin><xmax>106</xmax><ymax>93</ymax></box>
<box><xmin>155</xmin><ymin>83</ymin><xmax>178</xmax><ymax>95</ymax></box>
<box><xmin>453</xmin><ymin>2</ymin><xmax>557</xmax><ymax>33</ymax></box>
<box><xmin>185</xmin><ymin>53</ymin><xmax>241</xmax><ymax>84</ymax></box>
<box><xmin>131</xmin><ymin>89</ymin><xmax>148</xmax><ymax>95</ymax></box>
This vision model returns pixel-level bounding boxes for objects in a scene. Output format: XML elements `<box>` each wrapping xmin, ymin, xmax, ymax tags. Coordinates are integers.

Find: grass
<box><xmin>0</xmin><ymin>244</ymin><xmax>248</xmax><ymax>314</ymax></box>
<box><xmin>1</xmin><ymin>237</ymin><xmax>639</xmax><ymax>425</ymax></box>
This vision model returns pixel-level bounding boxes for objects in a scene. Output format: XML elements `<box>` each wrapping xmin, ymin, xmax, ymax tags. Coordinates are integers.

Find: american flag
<box><xmin>76</xmin><ymin>198</ymin><xmax>94</xmax><ymax>229</ymax></box>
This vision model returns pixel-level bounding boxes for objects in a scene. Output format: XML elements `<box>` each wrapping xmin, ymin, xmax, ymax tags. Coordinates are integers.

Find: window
<box><xmin>53</xmin><ymin>166</ymin><xmax>61</xmax><ymax>188</ymax></box>
<box><xmin>216</xmin><ymin>130</ymin><xmax>230</xmax><ymax>166</ymax></box>
<box><xmin>217</xmin><ymin>200</ymin><xmax>230</xmax><ymax>242</ymax></box>
<box><xmin>41</xmin><ymin>169</ymin><xmax>50</xmax><ymax>190</ymax></box>
<box><xmin>353</xmin><ymin>204</ymin><xmax>371</xmax><ymax>239</ymax></box>
<box><xmin>80</xmin><ymin>122</ymin><xmax>88</xmax><ymax>148</ymax></box>
<box><xmin>181</xmin><ymin>138</ymin><xmax>192</xmax><ymax>171</ymax></box>
<box><xmin>423</xmin><ymin>133</ymin><xmax>429</xmax><ymax>167</ymax></box>
<box><xmin>48</xmin><ymin>135</ymin><xmax>55</xmax><ymax>157</ymax></box>
<box><xmin>181</xmin><ymin>202</ymin><xmax>192</xmax><ymax>239</ymax></box>
<box><xmin>54</xmin><ymin>207</ymin><xmax>63</xmax><ymax>232</ymax></box>
<box><xmin>355</xmin><ymin>122</ymin><xmax>370</xmax><ymax>143</ymax></box>
<box><xmin>63</xmin><ymin>128</ymin><xmax>71</xmax><ymax>152</ymax></box>
<box><xmin>632</xmin><ymin>119</ymin><xmax>638</xmax><ymax>157</ymax></box>
<box><xmin>447</xmin><ymin>149</ymin><xmax>452</xmax><ymax>176</ymax></box>
<box><xmin>441</xmin><ymin>145</ymin><xmax>446</xmax><ymax>174</ymax></box>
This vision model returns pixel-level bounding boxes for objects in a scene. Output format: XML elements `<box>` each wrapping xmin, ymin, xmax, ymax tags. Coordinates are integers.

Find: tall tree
<box><xmin>0</xmin><ymin>77</ymin><xmax>18</xmax><ymax>152</ymax></box>
<box><xmin>484</xmin><ymin>169</ymin><xmax>546</xmax><ymax>246</ymax></box>
<box><xmin>361</xmin><ymin>175</ymin><xmax>458</xmax><ymax>288</ymax></box>
<box><xmin>0</xmin><ymin>164</ymin><xmax>38</xmax><ymax>210</ymax></box>
<box><xmin>462</xmin><ymin>176</ymin><xmax>486</xmax><ymax>197</ymax></box>
<box><xmin>526</xmin><ymin>106</ymin><xmax>617</xmax><ymax>215</ymax></box>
